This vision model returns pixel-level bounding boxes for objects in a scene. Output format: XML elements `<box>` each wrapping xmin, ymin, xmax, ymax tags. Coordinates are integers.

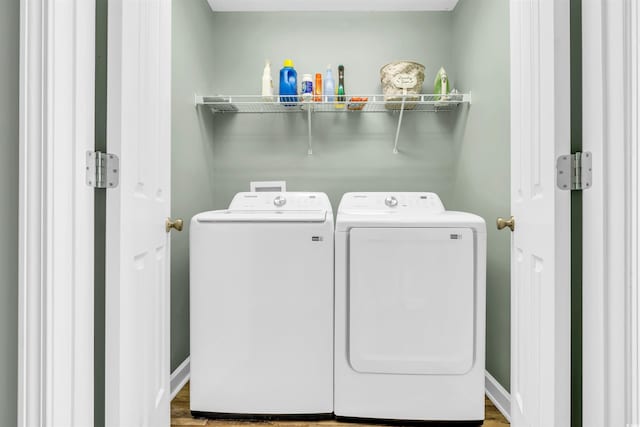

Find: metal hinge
<box><xmin>556</xmin><ymin>152</ymin><xmax>592</xmax><ymax>191</ymax></box>
<box><xmin>86</xmin><ymin>151</ymin><xmax>119</xmax><ymax>189</ymax></box>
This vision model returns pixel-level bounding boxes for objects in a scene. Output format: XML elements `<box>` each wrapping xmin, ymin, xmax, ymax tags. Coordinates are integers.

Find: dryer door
<box><xmin>349</xmin><ymin>227</ymin><xmax>475</xmax><ymax>375</ymax></box>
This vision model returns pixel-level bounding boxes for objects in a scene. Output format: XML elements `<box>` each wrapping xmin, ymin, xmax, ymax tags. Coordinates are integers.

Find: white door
<box><xmin>105</xmin><ymin>0</ymin><xmax>173</xmax><ymax>426</ymax></box>
<box><xmin>509</xmin><ymin>0</ymin><xmax>571</xmax><ymax>426</ymax></box>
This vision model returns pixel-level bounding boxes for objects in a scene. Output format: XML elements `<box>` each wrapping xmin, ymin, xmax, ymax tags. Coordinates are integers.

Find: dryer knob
<box><xmin>385</xmin><ymin>196</ymin><xmax>398</xmax><ymax>207</ymax></box>
<box><xmin>273</xmin><ymin>196</ymin><xmax>287</xmax><ymax>207</ymax></box>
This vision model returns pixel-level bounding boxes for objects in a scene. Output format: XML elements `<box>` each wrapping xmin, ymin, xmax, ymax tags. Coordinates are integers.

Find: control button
<box><xmin>273</xmin><ymin>196</ymin><xmax>287</xmax><ymax>207</ymax></box>
<box><xmin>385</xmin><ymin>196</ymin><xmax>398</xmax><ymax>207</ymax></box>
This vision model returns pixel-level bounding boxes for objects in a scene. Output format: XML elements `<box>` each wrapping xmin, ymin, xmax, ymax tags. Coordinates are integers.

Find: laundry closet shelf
<box><xmin>194</xmin><ymin>93</ymin><xmax>470</xmax><ymax>114</ymax></box>
<box><xmin>194</xmin><ymin>93</ymin><xmax>471</xmax><ymax>155</ymax></box>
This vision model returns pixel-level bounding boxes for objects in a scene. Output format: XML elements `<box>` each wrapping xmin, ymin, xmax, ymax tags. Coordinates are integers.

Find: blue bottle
<box><xmin>279</xmin><ymin>59</ymin><xmax>298</xmax><ymax>105</ymax></box>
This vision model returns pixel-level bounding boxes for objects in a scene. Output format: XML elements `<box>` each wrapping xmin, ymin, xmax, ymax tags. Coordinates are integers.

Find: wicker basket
<box><xmin>380</xmin><ymin>61</ymin><xmax>425</xmax><ymax>110</ymax></box>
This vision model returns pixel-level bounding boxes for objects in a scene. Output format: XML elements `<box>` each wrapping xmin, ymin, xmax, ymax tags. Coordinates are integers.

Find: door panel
<box><xmin>105</xmin><ymin>0</ymin><xmax>172</xmax><ymax>425</ymax></box>
<box><xmin>189</xmin><ymin>222</ymin><xmax>334</xmax><ymax>413</ymax></box>
<box><xmin>509</xmin><ymin>0</ymin><xmax>571</xmax><ymax>425</ymax></box>
<box><xmin>348</xmin><ymin>228</ymin><xmax>475</xmax><ymax>375</ymax></box>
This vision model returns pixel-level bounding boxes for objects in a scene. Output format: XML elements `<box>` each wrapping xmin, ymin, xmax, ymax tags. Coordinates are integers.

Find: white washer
<box><xmin>334</xmin><ymin>192</ymin><xmax>486</xmax><ymax>423</ymax></box>
<box><xmin>190</xmin><ymin>192</ymin><xmax>334</xmax><ymax>419</ymax></box>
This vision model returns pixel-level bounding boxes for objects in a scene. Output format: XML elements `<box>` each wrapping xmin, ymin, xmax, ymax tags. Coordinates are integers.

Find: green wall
<box><xmin>95</xmin><ymin>0</ymin><xmax>108</xmax><ymax>424</ymax></box>
<box><xmin>450</xmin><ymin>0</ymin><xmax>511</xmax><ymax>390</ymax></box>
<box><xmin>171</xmin><ymin>1</ymin><xmax>512</xmax><ymax>392</ymax></box>
<box><xmin>170</xmin><ymin>6</ymin><xmax>462</xmax><ymax>374</ymax></box>
<box><xmin>570</xmin><ymin>0</ymin><xmax>583</xmax><ymax>425</ymax></box>
<box><xmin>204</xmin><ymin>11</ymin><xmax>457</xmax><ymax>211</ymax></box>
<box><xmin>0</xmin><ymin>0</ymin><xmax>20</xmax><ymax>424</ymax></box>
<box><xmin>171</xmin><ymin>0</ymin><xmax>219</xmax><ymax>371</ymax></box>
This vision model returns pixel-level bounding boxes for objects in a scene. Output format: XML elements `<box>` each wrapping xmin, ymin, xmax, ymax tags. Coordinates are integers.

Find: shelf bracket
<box><xmin>307</xmin><ymin>106</ymin><xmax>313</xmax><ymax>155</ymax></box>
<box><xmin>392</xmin><ymin>97</ymin><xmax>406</xmax><ymax>154</ymax></box>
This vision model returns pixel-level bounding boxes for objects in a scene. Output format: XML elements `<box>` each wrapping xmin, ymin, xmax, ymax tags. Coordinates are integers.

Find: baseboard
<box><xmin>485</xmin><ymin>370</ymin><xmax>510</xmax><ymax>422</ymax></box>
<box><xmin>170</xmin><ymin>356</ymin><xmax>190</xmax><ymax>400</ymax></box>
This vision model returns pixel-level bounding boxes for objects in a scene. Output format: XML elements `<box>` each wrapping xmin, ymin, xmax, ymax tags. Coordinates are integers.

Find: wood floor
<box><xmin>172</xmin><ymin>383</ymin><xmax>509</xmax><ymax>427</ymax></box>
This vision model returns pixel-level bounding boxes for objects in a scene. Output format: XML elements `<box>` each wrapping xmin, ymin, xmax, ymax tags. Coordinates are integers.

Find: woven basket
<box><xmin>380</xmin><ymin>61</ymin><xmax>425</xmax><ymax>110</ymax></box>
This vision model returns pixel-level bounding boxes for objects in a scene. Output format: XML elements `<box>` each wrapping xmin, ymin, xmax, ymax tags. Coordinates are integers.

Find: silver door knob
<box><xmin>385</xmin><ymin>196</ymin><xmax>398</xmax><ymax>207</ymax></box>
<box><xmin>273</xmin><ymin>196</ymin><xmax>287</xmax><ymax>207</ymax></box>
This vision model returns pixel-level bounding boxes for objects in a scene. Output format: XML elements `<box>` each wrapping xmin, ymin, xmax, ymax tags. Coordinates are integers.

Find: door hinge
<box><xmin>86</xmin><ymin>151</ymin><xmax>119</xmax><ymax>189</ymax></box>
<box><xmin>556</xmin><ymin>151</ymin><xmax>592</xmax><ymax>191</ymax></box>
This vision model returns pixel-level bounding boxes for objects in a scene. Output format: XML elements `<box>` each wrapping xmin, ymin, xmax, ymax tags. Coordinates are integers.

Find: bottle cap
<box><xmin>283</xmin><ymin>59</ymin><xmax>294</xmax><ymax>67</ymax></box>
<box><xmin>303</xmin><ymin>74</ymin><xmax>313</xmax><ymax>80</ymax></box>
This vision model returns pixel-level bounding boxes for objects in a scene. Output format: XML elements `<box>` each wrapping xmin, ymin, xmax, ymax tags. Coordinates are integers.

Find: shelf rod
<box><xmin>392</xmin><ymin>97</ymin><xmax>406</xmax><ymax>154</ymax></box>
<box><xmin>307</xmin><ymin>106</ymin><xmax>313</xmax><ymax>155</ymax></box>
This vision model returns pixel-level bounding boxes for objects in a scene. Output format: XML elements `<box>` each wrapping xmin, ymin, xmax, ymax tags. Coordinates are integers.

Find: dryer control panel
<box><xmin>228</xmin><ymin>192</ymin><xmax>332</xmax><ymax>212</ymax></box>
<box><xmin>338</xmin><ymin>192</ymin><xmax>445</xmax><ymax>214</ymax></box>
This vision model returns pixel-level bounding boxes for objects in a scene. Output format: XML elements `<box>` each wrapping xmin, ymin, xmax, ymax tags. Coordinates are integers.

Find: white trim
<box><xmin>207</xmin><ymin>0</ymin><xmax>459</xmax><ymax>12</ymax></box>
<box><xmin>625</xmin><ymin>0</ymin><xmax>640</xmax><ymax>421</ymax></box>
<box><xmin>170</xmin><ymin>357</ymin><xmax>191</xmax><ymax>401</ymax></box>
<box><xmin>583</xmin><ymin>0</ymin><xmax>640</xmax><ymax>425</ymax></box>
<box><xmin>484</xmin><ymin>371</ymin><xmax>511</xmax><ymax>423</ymax></box>
<box><xmin>18</xmin><ymin>0</ymin><xmax>96</xmax><ymax>426</ymax></box>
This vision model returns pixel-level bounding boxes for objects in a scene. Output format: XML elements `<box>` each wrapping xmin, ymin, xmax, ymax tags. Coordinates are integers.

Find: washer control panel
<box><xmin>339</xmin><ymin>192</ymin><xmax>445</xmax><ymax>214</ymax></box>
<box><xmin>228</xmin><ymin>192</ymin><xmax>331</xmax><ymax>212</ymax></box>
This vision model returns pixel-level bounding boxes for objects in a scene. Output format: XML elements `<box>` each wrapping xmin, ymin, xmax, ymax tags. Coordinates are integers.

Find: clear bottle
<box><xmin>324</xmin><ymin>65</ymin><xmax>335</xmax><ymax>103</ymax></box>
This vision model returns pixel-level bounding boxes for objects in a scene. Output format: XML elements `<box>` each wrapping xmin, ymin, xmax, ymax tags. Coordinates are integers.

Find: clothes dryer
<box><xmin>334</xmin><ymin>192</ymin><xmax>486</xmax><ymax>424</ymax></box>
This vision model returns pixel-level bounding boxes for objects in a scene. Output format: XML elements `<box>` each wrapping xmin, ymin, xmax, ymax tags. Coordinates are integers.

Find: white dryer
<box><xmin>334</xmin><ymin>192</ymin><xmax>486</xmax><ymax>424</ymax></box>
<box><xmin>190</xmin><ymin>192</ymin><xmax>334</xmax><ymax>419</ymax></box>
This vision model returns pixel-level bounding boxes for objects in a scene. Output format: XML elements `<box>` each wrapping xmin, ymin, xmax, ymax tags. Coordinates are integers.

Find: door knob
<box><xmin>496</xmin><ymin>216</ymin><xmax>515</xmax><ymax>232</ymax></box>
<box><xmin>166</xmin><ymin>218</ymin><xmax>184</xmax><ymax>233</ymax></box>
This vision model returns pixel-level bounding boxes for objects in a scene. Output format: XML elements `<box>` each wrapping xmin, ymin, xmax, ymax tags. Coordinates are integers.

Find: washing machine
<box><xmin>334</xmin><ymin>192</ymin><xmax>486</xmax><ymax>423</ymax></box>
<box><xmin>190</xmin><ymin>192</ymin><xmax>334</xmax><ymax>419</ymax></box>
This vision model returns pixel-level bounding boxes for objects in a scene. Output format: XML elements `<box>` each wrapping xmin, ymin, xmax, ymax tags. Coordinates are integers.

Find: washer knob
<box><xmin>273</xmin><ymin>196</ymin><xmax>287</xmax><ymax>207</ymax></box>
<box><xmin>385</xmin><ymin>196</ymin><xmax>398</xmax><ymax>207</ymax></box>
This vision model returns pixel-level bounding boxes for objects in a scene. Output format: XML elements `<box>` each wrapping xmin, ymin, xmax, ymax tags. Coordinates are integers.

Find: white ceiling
<box><xmin>207</xmin><ymin>0</ymin><xmax>459</xmax><ymax>12</ymax></box>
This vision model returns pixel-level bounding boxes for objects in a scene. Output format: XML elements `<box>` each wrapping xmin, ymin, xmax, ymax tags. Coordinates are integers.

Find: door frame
<box><xmin>18</xmin><ymin>0</ymin><xmax>640</xmax><ymax>425</ymax></box>
<box><xmin>18</xmin><ymin>0</ymin><xmax>95</xmax><ymax>426</ymax></box>
<box><xmin>582</xmin><ymin>0</ymin><xmax>640</xmax><ymax>425</ymax></box>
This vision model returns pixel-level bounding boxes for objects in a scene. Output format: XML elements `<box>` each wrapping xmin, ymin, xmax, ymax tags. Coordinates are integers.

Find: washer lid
<box><xmin>228</xmin><ymin>192</ymin><xmax>333</xmax><ymax>212</ymax></box>
<box><xmin>196</xmin><ymin>210</ymin><xmax>327</xmax><ymax>223</ymax></box>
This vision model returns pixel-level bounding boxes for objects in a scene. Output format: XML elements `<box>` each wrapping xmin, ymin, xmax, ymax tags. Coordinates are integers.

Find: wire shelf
<box><xmin>195</xmin><ymin>93</ymin><xmax>470</xmax><ymax>114</ymax></box>
<box><xmin>194</xmin><ymin>93</ymin><xmax>471</xmax><ymax>155</ymax></box>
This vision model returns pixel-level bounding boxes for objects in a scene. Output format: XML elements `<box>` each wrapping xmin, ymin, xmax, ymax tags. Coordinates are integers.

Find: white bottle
<box><xmin>262</xmin><ymin>60</ymin><xmax>274</xmax><ymax>102</ymax></box>
<box><xmin>301</xmin><ymin>74</ymin><xmax>313</xmax><ymax>102</ymax></box>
